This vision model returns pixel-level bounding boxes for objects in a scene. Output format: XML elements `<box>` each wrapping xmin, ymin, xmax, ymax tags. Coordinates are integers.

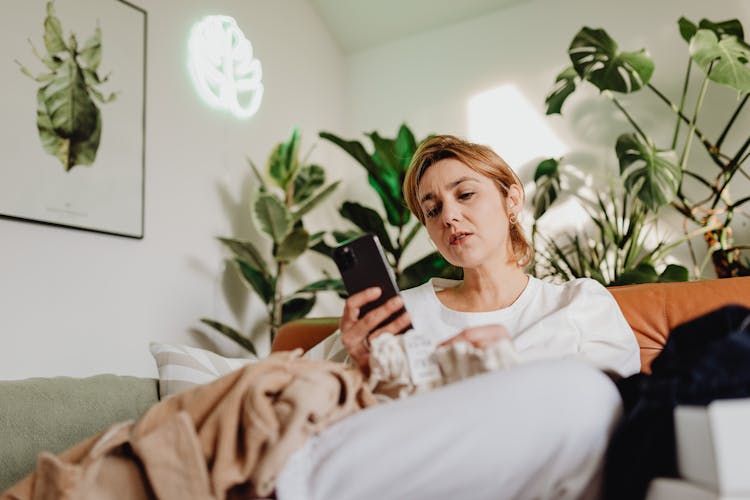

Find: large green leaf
<box><xmin>281</xmin><ymin>296</ymin><xmax>316</xmax><ymax>324</ymax></box>
<box><xmin>532</xmin><ymin>158</ymin><xmax>561</xmax><ymax>219</ymax></box>
<box><xmin>395</xmin><ymin>124</ymin><xmax>418</xmax><ymax>170</ymax></box>
<box><xmin>43</xmin><ymin>2</ymin><xmax>66</xmax><ymax>55</ymax></box>
<box><xmin>569</xmin><ymin>27</ymin><xmax>654</xmax><ymax>93</ymax></box>
<box><xmin>690</xmin><ymin>30</ymin><xmax>750</xmax><ymax>93</ymax></box>
<box><xmin>42</xmin><ymin>57</ymin><xmax>99</xmax><ymax>141</ymax></box>
<box><xmin>291</xmin><ymin>181</ymin><xmax>339</xmax><ymax>223</ymax></box>
<box><xmin>293</xmin><ymin>164</ymin><xmax>325</xmax><ymax>204</ymax></box>
<box><xmin>199</xmin><ymin>318</ymin><xmax>257</xmax><ymax>356</ymax></box>
<box><xmin>319</xmin><ymin>131</ymin><xmax>408</xmax><ymax>227</ymax></box>
<box><xmin>267</xmin><ymin>128</ymin><xmax>301</xmax><ymax>190</ymax></box>
<box><xmin>699</xmin><ymin>19</ymin><xmax>745</xmax><ymax>41</ymax></box>
<box><xmin>613</xmin><ymin>262</ymin><xmax>659</xmax><ymax>286</ymax></box>
<box><xmin>339</xmin><ymin>201</ymin><xmax>395</xmax><ymax>254</ymax></box>
<box><xmin>276</xmin><ymin>226</ymin><xmax>310</xmax><ymax>262</ymax></box>
<box><xmin>367</xmin><ymin>131</ymin><xmax>412</xmax><ymax>226</ymax></box>
<box><xmin>235</xmin><ymin>259</ymin><xmax>273</xmax><ymax>304</ymax></box>
<box><xmin>400</xmin><ymin>251</ymin><xmax>457</xmax><ymax>289</ymax></box>
<box><xmin>218</xmin><ymin>237</ymin><xmax>269</xmax><ymax>277</ymax></box>
<box><xmin>254</xmin><ymin>192</ymin><xmax>292</xmax><ymax>244</ymax></box>
<box><xmin>658</xmin><ymin>263</ymin><xmax>689</xmax><ymax>282</ymax></box>
<box><xmin>616</xmin><ymin>134</ymin><xmax>681</xmax><ymax>212</ymax></box>
<box><xmin>545</xmin><ymin>66</ymin><xmax>578</xmax><ymax>115</ymax></box>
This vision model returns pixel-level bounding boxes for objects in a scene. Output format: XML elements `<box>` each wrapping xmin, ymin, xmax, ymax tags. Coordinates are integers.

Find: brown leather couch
<box><xmin>273</xmin><ymin>276</ymin><xmax>750</xmax><ymax>373</ymax></box>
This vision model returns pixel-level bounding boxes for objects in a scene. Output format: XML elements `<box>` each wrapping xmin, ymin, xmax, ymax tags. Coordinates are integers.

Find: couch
<box><xmin>2</xmin><ymin>276</ymin><xmax>749</xmax><ymax>495</ymax></box>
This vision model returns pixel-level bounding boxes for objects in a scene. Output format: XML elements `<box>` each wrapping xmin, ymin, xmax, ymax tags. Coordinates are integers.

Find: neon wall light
<box><xmin>188</xmin><ymin>16</ymin><xmax>263</xmax><ymax>119</ymax></box>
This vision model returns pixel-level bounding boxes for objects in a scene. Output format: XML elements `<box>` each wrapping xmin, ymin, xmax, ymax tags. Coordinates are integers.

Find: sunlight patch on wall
<box><xmin>467</xmin><ymin>84</ymin><xmax>566</xmax><ymax>169</ymax></box>
<box><xmin>188</xmin><ymin>16</ymin><xmax>264</xmax><ymax>119</ymax></box>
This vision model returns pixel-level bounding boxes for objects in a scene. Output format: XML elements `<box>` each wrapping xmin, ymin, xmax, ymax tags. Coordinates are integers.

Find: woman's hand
<box><xmin>340</xmin><ymin>287</ymin><xmax>412</xmax><ymax>372</ymax></box>
<box><xmin>439</xmin><ymin>324</ymin><xmax>510</xmax><ymax>349</ymax></box>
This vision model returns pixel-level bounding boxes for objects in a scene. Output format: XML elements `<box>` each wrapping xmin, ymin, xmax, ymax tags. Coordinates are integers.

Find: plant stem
<box><xmin>671</xmin><ymin>59</ymin><xmax>692</xmax><ymax>150</ymax></box>
<box><xmin>607</xmin><ymin>95</ymin><xmax>650</xmax><ymax>144</ymax></box>
<box><xmin>648</xmin><ymin>82</ymin><xmax>723</xmax><ymax>168</ymax></box>
<box><xmin>679</xmin><ymin>72</ymin><xmax>711</xmax><ymax>171</ymax></box>
<box><xmin>717</xmin><ymin>94</ymin><xmax>749</xmax><ymax>150</ymax></box>
<box><xmin>712</xmin><ymin>135</ymin><xmax>750</xmax><ymax>209</ymax></box>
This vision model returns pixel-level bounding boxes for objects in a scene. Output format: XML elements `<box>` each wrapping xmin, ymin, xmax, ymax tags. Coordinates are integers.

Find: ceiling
<box><xmin>310</xmin><ymin>0</ymin><xmax>528</xmax><ymax>54</ymax></box>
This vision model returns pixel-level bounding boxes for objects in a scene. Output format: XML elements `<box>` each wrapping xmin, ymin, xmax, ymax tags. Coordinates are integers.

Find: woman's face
<box><xmin>416</xmin><ymin>157</ymin><xmax>521</xmax><ymax>269</ymax></box>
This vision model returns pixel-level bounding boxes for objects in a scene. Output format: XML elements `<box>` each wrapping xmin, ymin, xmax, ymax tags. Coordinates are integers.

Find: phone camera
<box><xmin>335</xmin><ymin>246</ymin><xmax>357</xmax><ymax>271</ymax></box>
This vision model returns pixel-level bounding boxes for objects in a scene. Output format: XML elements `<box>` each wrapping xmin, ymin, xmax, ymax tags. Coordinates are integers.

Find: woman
<box><xmin>276</xmin><ymin>135</ymin><xmax>640</xmax><ymax>500</ymax></box>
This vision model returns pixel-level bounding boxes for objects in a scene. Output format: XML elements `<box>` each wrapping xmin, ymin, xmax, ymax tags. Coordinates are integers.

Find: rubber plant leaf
<box><xmin>545</xmin><ymin>66</ymin><xmax>578</xmax><ymax>115</ymax></box>
<box><xmin>569</xmin><ymin>27</ymin><xmax>654</xmax><ymax>93</ymax></box>
<box><xmin>532</xmin><ymin>158</ymin><xmax>561</xmax><ymax>219</ymax></box>
<box><xmin>293</xmin><ymin>164</ymin><xmax>325</xmax><ymax>205</ymax></box>
<box><xmin>616</xmin><ymin>133</ymin><xmax>681</xmax><ymax>212</ymax></box>
<box><xmin>235</xmin><ymin>259</ymin><xmax>273</xmax><ymax>304</ymax></box>
<box><xmin>690</xmin><ymin>30</ymin><xmax>750</xmax><ymax>94</ymax></box>
<box><xmin>199</xmin><ymin>318</ymin><xmax>257</xmax><ymax>356</ymax></box>
<box><xmin>218</xmin><ymin>237</ymin><xmax>269</xmax><ymax>278</ymax></box>
<box><xmin>281</xmin><ymin>296</ymin><xmax>316</xmax><ymax>324</ymax></box>
<box><xmin>291</xmin><ymin>181</ymin><xmax>339</xmax><ymax>223</ymax></box>
<box><xmin>254</xmin><ymin>192</ymin><xmax>292</xmax><ymax>244</ymax></box>
<box><xmin>294</xmin><ymin>279</ymin><xmax>346</xmax><ymax>294</ymax></box>
<box><xmin>613</xmin><ymin>262</ymin><xmax>659</xmax><ymax>286</ymax></box>
<box><xmin>267</xmin><ymin>128</ymin><xmax>300</xmax><ymax>190</ymax></box>
<box><xmin>339</xmin><ymin>201</ymin><xmax>396</xmax><ymax>254</ymax></box>
<box><xmin>276</xmin><ymin>226</ymin><xmax>310</xmax><ymax>262</ymax></box>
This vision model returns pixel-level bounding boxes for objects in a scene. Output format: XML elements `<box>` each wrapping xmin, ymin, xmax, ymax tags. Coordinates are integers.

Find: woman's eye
<box><xmin>425</xmin><ymin>205</ymin><xmax>440</xmax><ymax>218</ymax></box>
<box><xmin>458</xmin><ymin>192</ymin><xmax>475</xmax><ymax>200</ymax></box>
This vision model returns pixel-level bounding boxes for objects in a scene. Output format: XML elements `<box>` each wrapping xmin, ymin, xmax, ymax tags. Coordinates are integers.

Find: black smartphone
<box><xmin>333</xmin><ymin>234</ymin><xmax>411</xmax><ymax>334</ymax></box>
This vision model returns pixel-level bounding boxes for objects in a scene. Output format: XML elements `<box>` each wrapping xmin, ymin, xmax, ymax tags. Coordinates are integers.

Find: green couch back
<box><xmin>0</xmin><ymin>374</ymin><xmax>159</xmax><ymax>491</ymax></box>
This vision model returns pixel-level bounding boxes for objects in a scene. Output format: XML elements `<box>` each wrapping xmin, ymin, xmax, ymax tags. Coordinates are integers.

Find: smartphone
<box><xmin>333</xmin><ymin>234</ymin><xmax>411</xmax><ymax>334</ymax></box>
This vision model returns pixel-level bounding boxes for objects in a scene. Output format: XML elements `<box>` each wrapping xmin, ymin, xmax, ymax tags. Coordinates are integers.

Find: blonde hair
<box><xmin>403</xmin><ymin>135</ymin><xmax>533</xmax><ymax>267</ymax></box>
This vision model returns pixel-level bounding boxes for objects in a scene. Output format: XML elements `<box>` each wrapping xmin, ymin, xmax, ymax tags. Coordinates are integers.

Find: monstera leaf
<box><xmin>615</xmin><ymin>134</ymin><xmax>681</xmax><ymax>212</ymax></box>
<box><xmin>690</xmin><ymin>30</ymin><xmax>750</xmax><ymax>94</ymax></box>
<box><xmin>569</xmin><ymin>27</ymin><xmax>654</xmax><ymax>93</ymax></box>
<box><xmin>679</xmin><ymin>17</ymin><xmax>745</xmax><ymax>43</ymax></box>
<box><xmin>545</xmin><ymin>66</ymin><xmax>578</xmax><ymax>115</ymax></box>
<box><xmin>532</xmin><ymin>158</ymin><xmax>562</xmax><ymax>219</ymax></box>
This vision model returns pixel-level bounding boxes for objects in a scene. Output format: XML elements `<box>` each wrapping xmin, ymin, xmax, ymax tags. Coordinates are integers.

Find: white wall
<box><xmin>344</xmin><ymin>0</ymin><xmax>750</xmax><ymax>270</ymax></box>
<box><xmin>0</xmin><ymin>0</ymin><xmax>349</xmax><ymax>379</ymax></box>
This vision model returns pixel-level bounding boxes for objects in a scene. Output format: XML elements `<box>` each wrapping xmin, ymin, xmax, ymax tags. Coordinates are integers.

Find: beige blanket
<box><xmin>2</xmin><ymin>350</ymin><xmax>376</xmax><ymax>500</ymax></box>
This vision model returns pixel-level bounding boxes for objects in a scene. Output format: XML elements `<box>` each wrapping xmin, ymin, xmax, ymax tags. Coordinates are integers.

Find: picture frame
<box><xmin>1</xmin><ymin>0</ymin><xmax>147</xmax><ymax>238</ymax></box>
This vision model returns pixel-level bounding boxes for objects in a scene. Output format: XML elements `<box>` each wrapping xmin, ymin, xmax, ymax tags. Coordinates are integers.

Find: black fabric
<box><xmin>604</xmin><ymin>305</ymin><xmax>750</xmax><ymax>500</ymax></box>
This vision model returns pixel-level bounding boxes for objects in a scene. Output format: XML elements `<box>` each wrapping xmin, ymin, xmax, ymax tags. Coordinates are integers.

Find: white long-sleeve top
<box><xmin>399</xmin><ymin>276</ymin><xmax>641</xmax><ymax>378</ymax></box>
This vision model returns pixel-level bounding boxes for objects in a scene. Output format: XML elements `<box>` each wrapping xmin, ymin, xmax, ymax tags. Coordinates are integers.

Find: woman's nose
<box><xmin>440</xmin><ymin>200</ymin><xmax>461</xmax><ymax>226</ymax></box>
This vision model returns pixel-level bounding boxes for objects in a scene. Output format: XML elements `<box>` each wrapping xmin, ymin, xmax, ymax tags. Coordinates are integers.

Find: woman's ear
<box><xmin>506</xmin><ymin>184</ymin><xmax>523</xmax><ymax>213</ymax></box>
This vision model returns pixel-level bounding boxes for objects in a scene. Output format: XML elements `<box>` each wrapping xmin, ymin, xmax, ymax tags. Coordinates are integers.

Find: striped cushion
<box><xmin>149</xmin><ymin>342</ymin><xmax>255</xmax><ymax>399</ymax></box>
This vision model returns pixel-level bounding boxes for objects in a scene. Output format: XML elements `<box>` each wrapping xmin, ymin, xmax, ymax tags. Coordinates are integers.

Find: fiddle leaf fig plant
<box><xmin>319</xmin><ymin>124</ymin><xmax>460</xmax><ymax>290</ymax></box>
<box><xmin>16</xmin><ymin>1</ymin><xmax>116</xmax><ymax>171</ymax></box>
<box><xmin>542</xmin><ymin>17</ymin><xmax>750</xmax><ymax>278</ymax></box>
<box><xmin>201</xmin><ymin>128</ymin><xmax>342</xmax><ymax>355</ymax></box>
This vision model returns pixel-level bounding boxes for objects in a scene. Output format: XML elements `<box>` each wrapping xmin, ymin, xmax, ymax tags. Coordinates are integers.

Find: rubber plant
<box><xmin>319</xmin><ymin>124</ymin><xmax>461</xmax><ymax>290</ymax></box>
<box><xmin>17</xmin><ymin>1</ymin><xmax>116</xmax><ymax>171</ymax></box>
<box><xmin>201</xmin><ymin>128</ymin><xmax>342</xmax><ymax>355</ymax></box>
<box><xmin>541</xmin><ymin>17</ymin><xmax>750</xmax><ymax>278</ymax></box>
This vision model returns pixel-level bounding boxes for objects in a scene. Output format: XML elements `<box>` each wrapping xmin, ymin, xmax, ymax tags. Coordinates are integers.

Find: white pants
<box><xmin>276</xmin><ymin>359</ymin><xmax>623</xmax><ymax>500</ymax></box>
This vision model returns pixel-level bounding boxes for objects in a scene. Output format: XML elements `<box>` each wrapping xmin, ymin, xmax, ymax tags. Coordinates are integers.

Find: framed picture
<box><xmin>1</xmin><ymin>0</ymin><xmax>146</xmax><ymax>238</ymax></box>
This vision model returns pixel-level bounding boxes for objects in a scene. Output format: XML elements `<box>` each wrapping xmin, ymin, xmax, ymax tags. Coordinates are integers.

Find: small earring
<box><xmin>508</xmin><ymin>213</ymin><xmax>518</xmax><ymax>225</ymax></box>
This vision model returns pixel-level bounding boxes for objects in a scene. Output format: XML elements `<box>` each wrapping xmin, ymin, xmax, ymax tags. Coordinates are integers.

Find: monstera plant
<box><xmin>540</xmin><ymin>18</ymin><xmax>750</xmax><ymax>278</ymax></box>
<box><xmin>201</xmin><ymin>128</ymin><xmax>341</xmax><ymax>355</ymax></box>
<box><xmin>319</xmin><ymin>124</ymin><xmax>460</xmax><ymax>290</ymax></box>
<box><xmin>17</xmin><ymin>1</ymin><xmax>116</xmax><ymax>171</ymax></box>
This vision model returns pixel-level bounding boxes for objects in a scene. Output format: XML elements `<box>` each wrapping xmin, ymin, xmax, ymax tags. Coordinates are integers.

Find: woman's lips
<box><xmin>449</xmin><ymin>232</ymin><xmax>472</xmax><ymax>245</ymax></box>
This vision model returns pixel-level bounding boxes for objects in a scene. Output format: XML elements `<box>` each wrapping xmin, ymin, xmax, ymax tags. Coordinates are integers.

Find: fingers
<box><xmin>340</xmin><ymin>287</ymin><xmax>382</xmax><ymax>329</ymax></box>
<box><xmin>360</xmin><ymin>295</ymin><xmax>406</xmax><ymax>334</ymax></box>
<box><xmin>369</xmin><ymin>309</ymin><xmax>413</xmax><ymax>340</ymax></box>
